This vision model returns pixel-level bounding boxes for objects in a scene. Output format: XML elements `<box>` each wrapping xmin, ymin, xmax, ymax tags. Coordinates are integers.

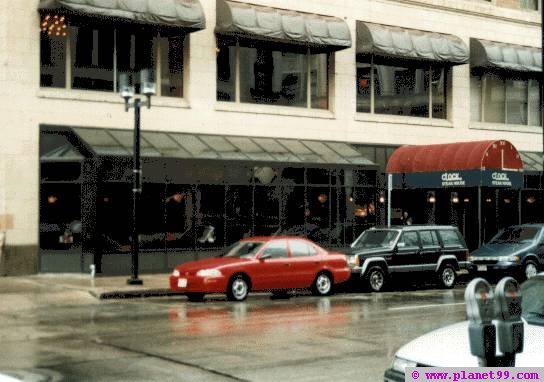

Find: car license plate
<box><xmin>177</xmin><ymin>278</ymin><xmax>187</xmax><ymax>288</ymax></box>
<box><xmin>477</xmin><ymin>265</ymin><xmax>487</xmax><ymax>272</ymax></box>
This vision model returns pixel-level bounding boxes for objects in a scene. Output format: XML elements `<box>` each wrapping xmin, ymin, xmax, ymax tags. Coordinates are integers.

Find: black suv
<box><xmin>346</xmin><ymin>225</ymin><xmax>470</xmax><ymax>291</ymax></box>
<box><xmin>468</xmin><ymin>224</ymin><xmax>544</xmax><ymax>280</ymax></box>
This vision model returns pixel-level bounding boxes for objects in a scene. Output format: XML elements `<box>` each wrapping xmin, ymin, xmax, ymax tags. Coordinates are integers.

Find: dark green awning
<box><xmin>42</xmin><ymin>127</ymin><xmax>377</xmax><ymax>167</ymax></box>
<box><xmin>215</xmin><ymin>0</ymin><xmax>351</xmax><ymax>51</ymax></box>
<box><xmin>470</xmin><ymin>38</ymin><xmax>541</xmax><ymax>73</ymax></box>
<box><xmin>520</xmin><ymin>151</ymin><xmax>543</xmax><ymax>172</ymax></box>
<box><xmin>38</xmin><ymin>0</ymin><xmax>206</xmax><ymax>30</ymax></box>
<box><xmin>356</xmin><ymin>21</ymin><xmax>469</xmax><ymax>64</ymax></box>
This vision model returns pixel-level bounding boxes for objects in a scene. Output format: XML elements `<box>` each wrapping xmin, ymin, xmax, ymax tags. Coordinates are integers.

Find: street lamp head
<box><xmin>140</xmin><ymin>69</ymin><xmax>156</xmax><ymax>97</ymax></box>
<box><xmin>119</xmin><ymin>73</ymin><xmax>135</xmax><ymax>111</ymax></box>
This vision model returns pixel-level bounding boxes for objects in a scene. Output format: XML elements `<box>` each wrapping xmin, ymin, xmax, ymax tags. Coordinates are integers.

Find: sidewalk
<box><xmin>13</xmin><ymin>273</ymin><xmax>180</xmax><ymax>300</ymax></box>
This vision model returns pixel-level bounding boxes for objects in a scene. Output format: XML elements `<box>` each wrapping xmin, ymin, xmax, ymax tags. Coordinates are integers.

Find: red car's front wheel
<box><xmin>227</xmin><ymin>275</ymin><xmax>249</xmax><ymax>301</ymax></box>
<box><xmin>312</xmin><ymin>273</ymin><xmax>332</xmax><ymax>296</ymax></box>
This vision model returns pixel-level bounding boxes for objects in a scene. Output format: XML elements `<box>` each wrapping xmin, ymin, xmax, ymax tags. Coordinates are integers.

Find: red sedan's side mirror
<box><xmin>259</xmin><ymin>252</ymin><xmax>272</xmax><ymax>261</ymax></box>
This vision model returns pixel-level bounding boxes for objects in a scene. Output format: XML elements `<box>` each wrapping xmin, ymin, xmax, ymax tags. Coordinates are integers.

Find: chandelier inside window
<box><xmin>40</xmin><ymin>14</ymin><xmax>68</xmax><ymax>37</ymax></box>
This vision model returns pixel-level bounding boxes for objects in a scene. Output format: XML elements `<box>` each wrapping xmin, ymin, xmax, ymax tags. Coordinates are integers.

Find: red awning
<box><xmin>386</xmin><ymin>140</ymin><xmax>523</xmax><ymax>173</ymax></box>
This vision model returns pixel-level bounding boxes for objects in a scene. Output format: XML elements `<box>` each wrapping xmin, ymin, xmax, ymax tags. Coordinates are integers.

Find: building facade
<box><xmin>0</xmin><ymin>0</ymin><xmax>542</xmax><ymax>275</ymax></box>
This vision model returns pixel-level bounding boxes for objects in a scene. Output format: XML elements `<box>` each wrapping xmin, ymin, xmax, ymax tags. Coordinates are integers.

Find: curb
<box><xmin>92</xmin><ymin>289</ymin><xmax>184</xmax><ymax>300</ymax></box>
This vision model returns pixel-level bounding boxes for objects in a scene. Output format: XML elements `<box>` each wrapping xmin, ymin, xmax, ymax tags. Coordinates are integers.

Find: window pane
<box><xmin>117</xmin><ymin>28</ymin><xmax>156</xmax><ymax>93</ymax></box>
<box><xmin>165</xmin><ymin>186</ymin><xmax>195</xmax><ymax>250</ymax></box>
<box><xmin>356</xmin><ymin>62</ymin><xmax>372</xmax><ymax>113</ymax></box>
<box><xmin>217</xmin><ymin>41</ymin><xmax>236</xmax><ymax>101</ymax></box>
<box><xmin>40</xmin><ymin>33</ymin><xmax>66</xmax><ymax>88</ymax></box>
<box><xmin>470</xmin><ymin>75</ymin><xmax>482</xmax><ymax>121</ymax></box>
<box><xmin>506</xmin><ymin>79</ymin><xmax>528</xmax><ymax>125</ymax></box>
<box><xmin>226</xmin><ymin>186</ymin><xmax>253</xmax><ymax>245</ymax></box>
<box><xmin>439</xmin><ymin>229</ymin><xmax>462</xmax><ymax>247</ymax></box>
<box><xmin>310</xmin><ymin>53</ymin><xmax>328</xmax><ymax>109</ymax></box>
<box><xmin>374</xmin><ymin>64</ymin><xmax>429</xmax><ymax>117</ymax></box>
<box><xmin>420</xmin><ymin>230</ymin><xmax>439</xmax><ymax>247</ymax></box>
<box><xmin>290</xmin><ymin>240</ymin><xmax>313</xmax><ymax>257</ymax></box>
<box><xmin>254</xmin><ymin>186</ymin><xmax>279</xmax><ymax>236</ymax></box>
<box><xmin>140</xmin><ymin>184</ymin><xmax>166</xmax><ymax>251</ymax></box>
<box><xmin>431</xmin><ymin>67</ymin><xmax>446</xmax><ymax>119</ymax></box>
<box><xmin>71</xmin><ymin>25</ymin><xmax>114</xmax><ymax>91</ymax></box>
<box><xmin>159</xmin><ymin>35</ymin><xmax>183</xmax><ymax>98</ymax></box>
<box><xmin>528</xmin><ymin>79</ymin><xmax>541</xmax><ymax>126</ymax></box>
<box><xmin>520</xmin><ymin>0</ymin><xmax>538</xmax><ymax>9</ymax></box>
<box><xmin>195</xmin><ymin>185</ymin><xmax>225</xmax><ymax>248</ymax></box>
<box><xmin>239</xmin><ymin>47</ymin><xmax>308</xmax><ymax>107</ymax></box>
<box><xmin>262</xmin><ymin>240</ymin><xmax>288</xmax><ymax>258</ymax></box>
<box><xmin>483</xmin><ymin>74</ymin><xmax>505</xmax><ymax>123</ymax></box>
<box><xmin>400</xmin><ymin>231</ymin><xmax>419</xmax><ymax>247</ymax></box>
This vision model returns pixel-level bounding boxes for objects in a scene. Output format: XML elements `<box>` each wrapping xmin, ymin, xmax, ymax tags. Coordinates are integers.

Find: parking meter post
<box><xmin>495</xmin><ymin>277</ymin><xmax>524</xmax><ymax>367</ymax></box>
<box><xmin>465</xmin><ymin>278</ymin><xmax>497</xmax><ymax>366</ymax></box>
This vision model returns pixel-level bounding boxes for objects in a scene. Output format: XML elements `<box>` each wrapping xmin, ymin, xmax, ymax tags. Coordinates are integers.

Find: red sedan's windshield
<box><xmin>223</xmin><ymin>241</ymin><xmax>265</xmax><ymax>258</ymax></box>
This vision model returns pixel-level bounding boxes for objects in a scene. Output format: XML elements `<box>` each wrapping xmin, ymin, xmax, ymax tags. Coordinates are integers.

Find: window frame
<box><xmin>216</xmin><ymin>39</ymin><xmax>331</xmax><ymax>110</ymax></box>
<box><xmin>356</xmin><ymin>57</ymin><xmax>448</xmax><ymax>120</ymax></box>
<box><xmin>472</xmin><ymin>71</ymin><xmax>541</xmax><ymax>127</ymax></box>
<box><xmin>39</xmin><ymin>20</ymin><xmax>186</xmax><ymax>98</ymax></box>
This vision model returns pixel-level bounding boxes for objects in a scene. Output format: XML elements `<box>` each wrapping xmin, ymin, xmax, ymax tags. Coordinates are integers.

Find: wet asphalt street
<box><xmin>0</xmin><ymin>279</ymin><xmax>469</xmax><ymax>382</ymax></box>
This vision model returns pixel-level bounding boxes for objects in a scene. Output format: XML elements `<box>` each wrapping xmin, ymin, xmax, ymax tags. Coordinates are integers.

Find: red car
<box><xmin>169</xmin><ymin>236</ymin><xmax>351</xmax><ymax>301</ymax></box>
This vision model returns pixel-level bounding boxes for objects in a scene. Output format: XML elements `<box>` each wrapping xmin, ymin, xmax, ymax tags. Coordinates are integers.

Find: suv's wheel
<box><xmin>524</xmin><ymin>261</ymin><xmax>539</xmax><ymax>280</ymax></box>
<box><xmin>438</xmin><ymin>264</ymin><xmax>457</xmax><ymax>289</ymax></box>
<box><xmin>227</xmin><ymin>275</ymin><xmax>249</xmax><ymax>301</ymax></box>
<box><xmin>366</xmin><ymin>266</ymin><xmax>385</xmax><ymax>292</ymax></box>
<box><xmin>186</xmin><ymin>293</ymin><xmax>205</xmax><ymax>302</ymax></box>
<box><xmin>312</xmin><ymin>272</ymin><xmax>333</xmax><ymax>296</ymax></box>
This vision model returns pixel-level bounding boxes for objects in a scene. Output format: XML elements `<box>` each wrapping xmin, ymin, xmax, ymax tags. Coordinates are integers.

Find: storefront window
<box><xmin>195</xmin><ymin>185</ymin><xmax>225</xmax><ymax>248</ymax></box>
<box><xmin>166</xmin><ymin>186</ymin><xmax>195</xmax><ymax>250</ymax></box>
<box><xmin>254</xmin><ymin>186</ymin><xmax>280</xmax><ymax>236</ymax></box>
<box><xmin>472</xmin><ymin>73</ymin><xmax>541</xmax><ymax>126</ymax></box>
<box><xmin>225</xmin><ymin>186</ymin><xmax>253</xmax><ymax>245</ymax></box>
<box><xmin>40</xmin><ymin>20</ymin><xmax>184</xmax><ymax>97</ymax></box>
<box><xmin>40</xmin><ymin>183</ymin><xmax>82</xmax><ymax>251</ymax></box>
<box><xmin>217</xmin><ymin>40</ymin><xmax>329</xmax><ymax>109</ymax></box>
<box><xmin>357</xmin><ymin>60</ymin><xmax>446</xmax><ymax>119</ymax></box>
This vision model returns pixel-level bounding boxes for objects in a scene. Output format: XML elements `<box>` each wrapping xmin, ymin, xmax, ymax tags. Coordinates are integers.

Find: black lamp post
<box><xmin>119</xmin><ymin>69</ymin><xmax>156</xmax><ymax>285</ymax></box>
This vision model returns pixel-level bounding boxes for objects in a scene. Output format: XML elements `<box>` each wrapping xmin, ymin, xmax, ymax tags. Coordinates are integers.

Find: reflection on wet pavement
<box><xmin>0</xmin><ymin>283</ymin><xmax>467</xmax><ymax>382</ymax></box>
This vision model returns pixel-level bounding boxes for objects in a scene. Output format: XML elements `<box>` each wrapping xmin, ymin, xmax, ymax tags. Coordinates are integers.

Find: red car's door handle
<box><xmin>285</xmin><ymin>263</ymin><xmax>291</xmax><ymax>267</ymax></box>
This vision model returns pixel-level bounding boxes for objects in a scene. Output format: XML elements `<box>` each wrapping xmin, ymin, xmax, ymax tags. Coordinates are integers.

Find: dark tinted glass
<box><xmin>400</xmin><ymin>231</ymin><xmax>419</xmax><ymax>247</ymax></box>
<box><xmin>439</xmin><ymin>230</ymin><xmax>462</xmax><ymax>246</ymax></box>
<box><xmin>420</xmin><ymin>230</ymin><xmax>439</xmax><ymax>247</ymax></box>
<box><xmin>492</xmin><ymin>227</ymin><xmax>539</xmax><ymax>243</ymax></box>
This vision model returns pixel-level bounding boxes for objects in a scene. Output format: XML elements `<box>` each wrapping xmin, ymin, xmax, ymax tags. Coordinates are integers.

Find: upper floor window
<box><xmin>217</xmin><ymin>40</ymin><xmax>329</xmax><ymax>110</ymax></box>
<box><xmin>520</xmin><ymin>0</ymin><xmax>539</xmax><ymax>10</ymax></box>
<box><xmin>471</xmin><ymin>71</ymin><xmax>541</xmax><ymax>126</ymax></box>
<box><xmin>357</xmin><ymin>59</ymin><xmax>447</xmax><ymax>119</ymax></box>
<box><xmin>40</xmin><ymin>20</ymin><xmax>184</xmax><ymax>97</ymax></box>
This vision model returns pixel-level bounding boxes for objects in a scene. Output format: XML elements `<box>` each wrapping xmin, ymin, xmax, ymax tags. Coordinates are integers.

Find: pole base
<box><xmin>127</xmin><ymin>278</ymin><xmax>143</xmax><ymax>285</ymax></box>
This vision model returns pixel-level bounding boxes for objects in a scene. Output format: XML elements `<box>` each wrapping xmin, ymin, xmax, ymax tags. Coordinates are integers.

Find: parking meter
<box><xmin>495</xmin><ymin>277</ymin><xmax>523</xmax><ymax>366</ymax></box>
<box><xmin>465</xmin><ymin>278</ymin><xmax>497</xmax><ymax>366</ymax></box>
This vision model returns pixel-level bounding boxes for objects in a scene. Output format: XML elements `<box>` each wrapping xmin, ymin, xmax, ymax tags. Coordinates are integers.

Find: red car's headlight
<box><xmin>196</xmin><ymin>269</ymin><xmax>222</xmax><ymax>277</ymax></box>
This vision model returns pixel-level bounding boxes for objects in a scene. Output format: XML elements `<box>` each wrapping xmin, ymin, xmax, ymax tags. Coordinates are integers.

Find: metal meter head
<box><xmin>495</xmin><ymin>277</ymin><xmax>522</xmax><ymax>322</ymax></box>
<box><xmin>465</xmin><ymin>278</ymin><xmax>495</xmax><ymax>324</ymax></box>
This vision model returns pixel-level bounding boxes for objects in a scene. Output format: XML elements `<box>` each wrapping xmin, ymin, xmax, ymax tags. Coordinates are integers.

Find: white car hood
<box><xmin>396</xmin><ymin>320</ymin><xmax>544</xmax><ymax>367</ymax></box>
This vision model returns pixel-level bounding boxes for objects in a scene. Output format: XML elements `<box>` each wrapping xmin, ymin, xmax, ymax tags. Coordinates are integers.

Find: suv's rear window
<box><xmin>438</xmin><ymin>230</ymin><xmax>462</xmax><ymax>247</ymax></box>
